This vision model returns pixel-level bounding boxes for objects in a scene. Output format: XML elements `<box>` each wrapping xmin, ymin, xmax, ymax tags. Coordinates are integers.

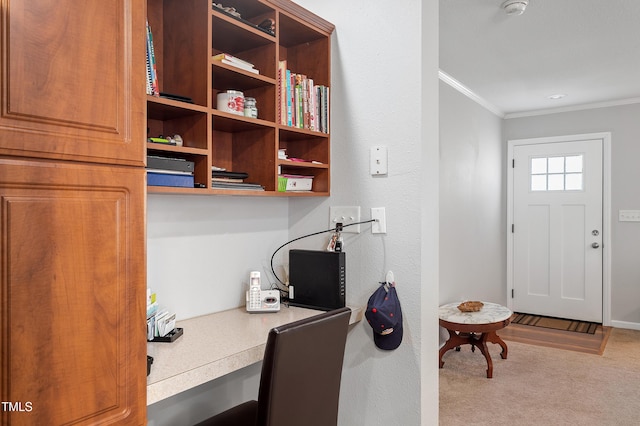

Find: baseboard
<box><xmin>610</xmin><ymin>320</ymin><xmax>640</xmax><ymax>331</ymax></box>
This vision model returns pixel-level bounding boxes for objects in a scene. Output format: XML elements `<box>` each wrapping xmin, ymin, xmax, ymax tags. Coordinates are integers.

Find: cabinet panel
<box><xmin>0</xmin><ymin>0</ymin><xmax>145</xmax><ymax>167</ymax></box>
<box><xmin>0</xmin><ymin>158</ymin><xmax>146</xmax><ymax>425</ymax></box>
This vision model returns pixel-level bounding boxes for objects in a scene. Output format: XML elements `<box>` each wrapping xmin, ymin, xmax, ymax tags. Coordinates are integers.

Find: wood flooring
<box><xmin>498</xmin><ymin>320</ymin><xmax>612</xmax><ymax>355</ymax></box>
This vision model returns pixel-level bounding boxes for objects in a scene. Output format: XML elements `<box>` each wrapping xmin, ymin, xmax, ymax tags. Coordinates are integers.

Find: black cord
<box><xmin>269</xmin><ymin>219</ymin><xmax>376</xmax><ymax>288</ymax></box>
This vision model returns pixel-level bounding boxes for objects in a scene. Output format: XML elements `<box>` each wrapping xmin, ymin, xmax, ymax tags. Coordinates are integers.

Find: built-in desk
<box><xmin>147</xmin><ymin>305</ymin><xmax>364</xmax><ymax>405</ymax></box>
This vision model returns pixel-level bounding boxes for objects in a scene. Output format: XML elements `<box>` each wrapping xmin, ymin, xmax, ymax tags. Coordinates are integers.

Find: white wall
<box><xmin>147</xmin><ymin>0</ymin><xmax>440</xmax><ymax>424</ymax></box>
<box><xmin>439</xmin><ymin>81</ymin><xmax>506</xmax><ymax>306</ymax></box>
<box><xmin>147</xmin><ymin>194</ymin><xmax>289</xmax><ymax>320</ymax></box>
<box><xmin>504</xmin><ymin>104</ymin><xmax>640</xmax><ymax>328</ymax></box>
<box><xmin>290</xmin><ymin>1</ymin><xmax>439</xmax><ymax>424</ymax></box>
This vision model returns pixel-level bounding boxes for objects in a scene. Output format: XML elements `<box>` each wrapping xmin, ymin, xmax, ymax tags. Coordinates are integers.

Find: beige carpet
<box><xmin>440</xmin><ymin>328</ymin><xmax>640</xmax><ymax>425</ymax></box>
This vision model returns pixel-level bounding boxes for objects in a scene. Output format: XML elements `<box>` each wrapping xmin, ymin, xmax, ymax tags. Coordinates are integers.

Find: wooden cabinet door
<box><xmin>0</xmin><ymin>158</ymin><xmax>146</xmax><ymax>425</ymax></box>
<box><xmin>0</xmin><ymin>0</ymin><xmax>145</xmax><ymax>167</ymax></box>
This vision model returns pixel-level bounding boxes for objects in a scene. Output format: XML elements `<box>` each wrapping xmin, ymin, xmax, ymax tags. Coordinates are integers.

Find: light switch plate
<box><xmin>370</xmin><ymin>146</ymin><xmax>388</xmax><ymax>175</ymax></box>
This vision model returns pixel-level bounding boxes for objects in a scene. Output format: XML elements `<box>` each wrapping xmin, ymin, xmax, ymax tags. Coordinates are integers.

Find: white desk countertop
<box><xmin>146</xmin><ymin>305</ymin><xmax>363</xmax><ymax>405</ymax></box>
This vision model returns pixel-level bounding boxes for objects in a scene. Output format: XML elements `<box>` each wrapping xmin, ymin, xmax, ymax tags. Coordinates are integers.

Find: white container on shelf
<box><xmin>244</xmin><ymin>97</ymin><xmax>258</xmax><ymax>118</ymax></box>
<box><xmin>217</xmin><ymin>90</ymin><xmax>245</xmax><ymax>116</ymax></box>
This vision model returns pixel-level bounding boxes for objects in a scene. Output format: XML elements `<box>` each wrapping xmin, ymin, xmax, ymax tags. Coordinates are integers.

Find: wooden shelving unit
<box><xmin>146</xmin><ymin>0</ymin><xmax>334</xmax><ymax>196</ymax></box>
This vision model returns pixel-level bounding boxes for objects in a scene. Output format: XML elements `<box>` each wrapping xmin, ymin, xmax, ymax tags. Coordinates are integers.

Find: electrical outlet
<box><xmin>619</xmin><ymin>210</ymin><xmax>640</xmax><ymax>222</ymax></box>
<box><xmin>371</xmin><ymin>207</ymin><xmax>386</xmax><ymax>234</ymax></box>
<box><xmin>329</xmin><ymin>206</ymin><xmax>361</xmax><ymax>233</ymax></box>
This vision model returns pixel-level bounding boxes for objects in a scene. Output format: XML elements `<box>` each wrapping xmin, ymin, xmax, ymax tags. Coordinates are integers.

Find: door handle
<box><xmin>591</xmin><ymin>242</ymin><xmax>600</xmax><ymax>249</ymax></box>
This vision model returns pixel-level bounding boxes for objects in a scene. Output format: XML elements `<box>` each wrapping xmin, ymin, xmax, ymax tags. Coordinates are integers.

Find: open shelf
<box><xmin>147</xmin><ymin>0</ymin><xmax>333</xmax><ymax>196</ymax></box>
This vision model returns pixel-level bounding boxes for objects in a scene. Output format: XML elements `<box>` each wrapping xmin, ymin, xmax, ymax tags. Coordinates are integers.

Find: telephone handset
<box><xmin>246</xmin><ymin>271</ymin><xmax>280</xmax><ymax>313</ymax></box>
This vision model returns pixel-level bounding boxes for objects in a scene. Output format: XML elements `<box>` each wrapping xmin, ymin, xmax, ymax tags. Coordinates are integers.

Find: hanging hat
<box><xmin>365</xmin><ymin>282</ymin><xmax>403</xmax><ymax>350</ymax></box>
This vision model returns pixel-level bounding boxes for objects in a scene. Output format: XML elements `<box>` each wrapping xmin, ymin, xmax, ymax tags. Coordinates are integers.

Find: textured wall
<box><xmin>289</xmin><ymin>0</ymin><xmax>439</xmax><ymax>424</ymax></box>
<box><xmin>439</xmin><ymin>81</ymin><xmax>506</xmax><ymax>305</ymax></box>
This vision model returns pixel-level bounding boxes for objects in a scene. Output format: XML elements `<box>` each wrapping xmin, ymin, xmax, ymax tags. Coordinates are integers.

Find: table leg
<box><xmin>485</xmin><ymin>331</ymin><xmax>508</xmax><ymax>359</ymax></box>
<box><xmin>473</xmin><ymin>333</ymin><xmax>494</xmax><ymax>378</ymax></box>
<box><xmin>439</xmin><ymin>328</ymin><xmax>509</xmax><ymax>378</ymax></box>
<box><xmin>439</xmin><ymin>329</ymin><xmax>470</xmax><ymax>368</ymax></box>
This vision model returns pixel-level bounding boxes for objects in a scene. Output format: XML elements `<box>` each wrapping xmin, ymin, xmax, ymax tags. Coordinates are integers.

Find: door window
<box><xmin>530</xmin><ymin>155</ymin><xmax>583</xmax><ymax>191</ymax></box>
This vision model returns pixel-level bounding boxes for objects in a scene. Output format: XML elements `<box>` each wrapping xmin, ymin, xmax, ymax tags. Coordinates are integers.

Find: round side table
<box><xmin>438</xmin><ymin>302</ymin><xmax>512</xmax><ymax>378</ymax></box>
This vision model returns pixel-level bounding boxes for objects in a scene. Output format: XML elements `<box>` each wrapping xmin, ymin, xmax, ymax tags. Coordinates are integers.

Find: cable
<box><xmin>270</xmin><ymin>219</ymin><xmax>376</xmax><ymax>289</ymax></box>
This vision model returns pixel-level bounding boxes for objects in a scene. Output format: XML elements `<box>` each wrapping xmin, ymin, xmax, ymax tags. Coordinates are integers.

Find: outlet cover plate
<box><xmin>619</xmin><ymin>209</ymin><xmax>640</xmax><ymax>222</ymax></box>
<box><xmin>329</xmin><ymin>206</ymin><xmax>361</xmax><ymax>233</ymax></box>
<box><xmin>371</xmin><ymin>207</ymin><xmax>386</xmax><ymax>234</ymax></box>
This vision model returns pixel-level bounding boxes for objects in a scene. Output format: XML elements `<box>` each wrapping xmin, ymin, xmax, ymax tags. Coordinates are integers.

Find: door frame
<box><xmin>506</xmin><ymin>132</ymin><xmax>612</xmax><ymax>326</ymax></box>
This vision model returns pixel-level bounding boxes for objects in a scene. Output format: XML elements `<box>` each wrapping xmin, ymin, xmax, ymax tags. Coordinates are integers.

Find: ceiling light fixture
<box><xmin>501</xmin><ymin>0</ymin><xmax>528</xmax><ymax>16</ymax></box>
<box><xmin>547</xmin><ymin>93</ymin><xmax>567</xmax><ymax>100</ymax></box>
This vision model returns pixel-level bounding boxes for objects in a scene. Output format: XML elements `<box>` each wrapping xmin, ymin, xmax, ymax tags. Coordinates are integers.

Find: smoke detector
<box><xmin>501</xmin><ymin>0</ymin><xmax>528</xmax><ymax>16</ymax></box>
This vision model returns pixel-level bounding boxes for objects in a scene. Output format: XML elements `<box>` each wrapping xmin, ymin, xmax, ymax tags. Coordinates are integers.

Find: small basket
<box><xmin>458</xmin><ymin>301</ymin><xmax>484</xmax><ymax>312</ymax></box>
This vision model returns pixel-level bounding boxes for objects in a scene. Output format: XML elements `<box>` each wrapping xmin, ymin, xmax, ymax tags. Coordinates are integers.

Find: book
<box><xmin>145</xmin><ymin>46</ymin><xmax>153</xmax><ymax>95</ymax></box>
<box><xmin>212</xmin><ymin>53</ymin><xmax>255</xmax><ymax>69</ymax></box>
<box><xmin>211</xmin><ymin>181</ymin><xmax>265</xmax><ymax>191</ymax></box>
<box><xmin>278</xmin><ymin>61</ymin><xmax>287</xmax><ymax>125</ymax></box>
<box><xmin>294</xmin><ymin>84</ymin><xmax>301</xmax><ymax>128</ymax></box>
<box><xmin>278</xmin><ymin>69</ymin><xmax>329</xmax><ymax>133</ymax></box>
<box><xmin>220</xmin><ymin>58</ymin><xmax>259</xmax><ymax>74</ymax></box>
<box><xmin>314</xmin><ymin>85</ymin><xmax>330</xmax><ymax>134</ymax></box>
<box><xmin>147</xmin><ymin>155</ymin><xmax>194</xmax><ymax>173</ymax></box>
<box><xmin>211</xmin><ymin>170</ymin><xmax>249</xmax><ymax>180</ymax></box>
<box><xmin>147</xmin><ymin>171</ymin><xmax>194</xmax><ymax>188</ymax></box>
<box><xmin>308</xmin><ymin>78</ymin><xmax>316</xmax><ymax>131</ymax></box>
<box><xmin>302</xmin><ymin>77</ymin><xmax>309</xmax><ymax>129</ymax></box>
<box><xmin>146</xmin><ymin>19</ymin><xmax>159</xmax><ymax>96</ymax></box>
<box><xmin>285</xmin><ymin>69</ymin><xmax>293</xmax><ymax>126</ymax></box>
<box><xmin>213</xmin><ymin>53</ymin><xmax>259</xmax><ymax>74</ymax></box>
<box><xmin>146</xmin><ymin>168</ymin><xmax>192</xmax><ymax>176</ymax></box>
<box><xmin>212</xmin><ymin>177</ymin><xmax>244</xmax><ymax>183</ymax></box>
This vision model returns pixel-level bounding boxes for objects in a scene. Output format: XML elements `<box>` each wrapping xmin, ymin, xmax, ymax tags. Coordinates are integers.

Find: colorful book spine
<box><xmin>324</xmin><ymin>86</ymin><xmax>330</xmax><ymax>134</ymax></box>
<box><xmin>145</xmin><ymin>46</ymin><xmax>153</xmax><ymax>95</ymax></box>
<box><xmin>285</xmin><ymin>69</ymin><xmax>292</xmax><ymax>126</ymax></box>
<box><xmin>308</xmin><ymin>78</ymin><xmax>315</xmax><ymax>131</ymax></box>
<box><xmin>146</xmin><ymin>19</ymin><xmax>159</xmax><ymax>96</ymax></box>
<box><xmin>278</xmin><ymin>61</ymin><xmax>287</xmax><ymax>125</ymax></box>
<box><xmin>279</xmin><ymin>68</ymin><xmax>329</xmax><ymax>133</ymax></box>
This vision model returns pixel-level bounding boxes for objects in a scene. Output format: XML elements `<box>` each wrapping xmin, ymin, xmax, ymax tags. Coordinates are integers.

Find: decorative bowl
<box><xmin>457</xmin><ymin>301</ymin><xmax>484</xmax><ymax>312</ymax></box>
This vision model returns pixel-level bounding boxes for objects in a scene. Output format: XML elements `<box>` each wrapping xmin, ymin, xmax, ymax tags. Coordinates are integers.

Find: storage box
<box><xmin>278</xmin><ymin>174</ymin><xmax>314</xmax><ymax>192</ymax></box>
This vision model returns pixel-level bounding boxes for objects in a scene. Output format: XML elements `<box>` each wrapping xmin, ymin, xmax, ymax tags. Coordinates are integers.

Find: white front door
<box><xmin>511</xmin><ymin>138</ymin><xmax>603</xmax><ymax>322</ymax></box>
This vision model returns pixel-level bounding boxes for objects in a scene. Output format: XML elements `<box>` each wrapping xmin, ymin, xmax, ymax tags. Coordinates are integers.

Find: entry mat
<box><xmin>512</xmin><ymin>313</ymin><xmax>599</xmax><ymax>335</ymax></box>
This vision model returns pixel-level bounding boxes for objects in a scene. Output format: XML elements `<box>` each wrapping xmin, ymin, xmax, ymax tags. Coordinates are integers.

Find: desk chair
<box><xmin>195</xmin><ymin>307</ymin><xmax>351</xmax><ymax>426</ymax></box>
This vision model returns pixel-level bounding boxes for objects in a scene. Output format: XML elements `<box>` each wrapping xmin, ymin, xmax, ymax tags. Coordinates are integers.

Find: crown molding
<box><xmin>438</xmin><ymin>70</ymin><xmax>505</xmax><ymax>118</ymax></box>
<box><xmin>504</xmin><ymin>97</ymin><xmax>640</xmax><ymax>119</ymax></box>
<box><xmin>439</xmin><ymin>70</ymin><xmax>640</xmax><ymax>120</ymax></box>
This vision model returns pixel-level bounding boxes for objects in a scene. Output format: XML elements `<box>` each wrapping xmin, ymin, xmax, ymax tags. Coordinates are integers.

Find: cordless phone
<box><xmin>246</xmin><ymin>271</ymin><xmax>280</xmax><ymax>313</ymax></box>
<box><xmin>248</xmin><ymin>271</ymin><xmax>262</xmax><ymax>311</ymax></box>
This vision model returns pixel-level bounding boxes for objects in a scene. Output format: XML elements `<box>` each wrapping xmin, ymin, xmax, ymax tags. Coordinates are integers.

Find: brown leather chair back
<box><xmin>256</xmin><ymin>307</ymin><xmax>351</xmax><ymax>426</ymax></box>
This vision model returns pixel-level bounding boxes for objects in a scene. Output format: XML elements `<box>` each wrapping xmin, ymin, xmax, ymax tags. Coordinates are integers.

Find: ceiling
<box><xmin>439</xmin><ymin>0</ymin><xmax>640</xmax><ymax>117</ymax></box>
